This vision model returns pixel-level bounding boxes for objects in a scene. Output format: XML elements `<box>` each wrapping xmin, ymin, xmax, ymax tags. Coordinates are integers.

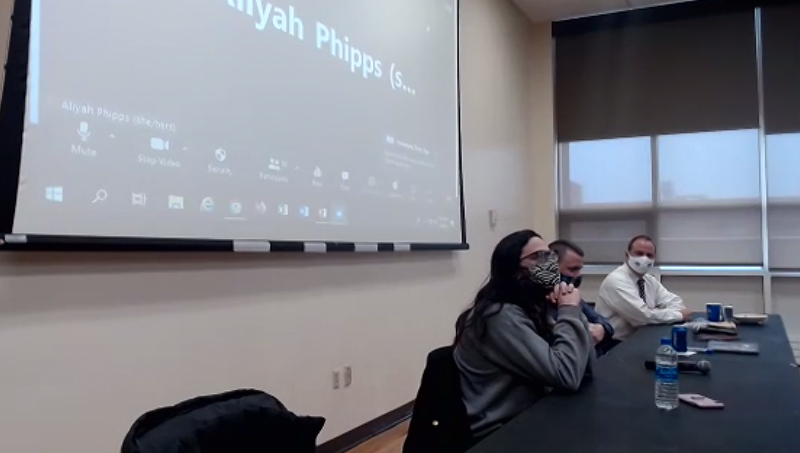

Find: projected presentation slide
<box><xmin>12</xmin><ymin>0</ymin><xmax>462</xmax><ymax>244</ymax></box>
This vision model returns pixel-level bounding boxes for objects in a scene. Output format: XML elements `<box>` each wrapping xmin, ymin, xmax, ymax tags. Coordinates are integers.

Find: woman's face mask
<box><xmin>526</xmin><ymin>256</ymin><xmax>562</xmax><ymax>288</ymax></box>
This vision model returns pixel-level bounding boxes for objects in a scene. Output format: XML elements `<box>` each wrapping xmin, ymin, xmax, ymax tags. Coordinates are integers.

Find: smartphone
<box><xmin>679</xmin><ymin>394</ymin><xmax>725</xmax><ymax>409</ymax></box>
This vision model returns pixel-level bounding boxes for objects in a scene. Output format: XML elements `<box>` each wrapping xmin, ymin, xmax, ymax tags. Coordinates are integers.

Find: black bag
<box><xmin>121</xmin><ymin>389</ymin><xmax>325</xmax><ymax>453</ymax></box>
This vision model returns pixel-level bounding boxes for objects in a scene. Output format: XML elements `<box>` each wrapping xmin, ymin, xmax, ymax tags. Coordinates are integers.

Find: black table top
<box><xmin>469</xmin><ymin>315</ymin><xmax>800</xmax><ymax>453</ymax></box>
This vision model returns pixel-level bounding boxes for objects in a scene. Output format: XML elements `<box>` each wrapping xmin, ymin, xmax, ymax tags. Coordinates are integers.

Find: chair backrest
<box><xmin>403</xmin><ymin>346</ymin><xmax>472</xmax><ymax>453</ymax></box>
<box><xmin>121</xmin><ymin>389</ymin><xmax>325</xmax><ymax>453</ymax></box>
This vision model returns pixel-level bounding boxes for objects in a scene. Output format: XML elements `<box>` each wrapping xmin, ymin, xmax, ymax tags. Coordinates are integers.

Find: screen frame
<box><xmin>0</xmin><ymin>0</ymin><xmax>468</xmax><ymax>252</ymax></box>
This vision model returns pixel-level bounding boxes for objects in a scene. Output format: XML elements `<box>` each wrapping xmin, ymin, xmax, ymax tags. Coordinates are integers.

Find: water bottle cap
<box><xmin>660</xmin><ymin>338</ymin><xmax>672</xmax><ymax>345</ymax></box>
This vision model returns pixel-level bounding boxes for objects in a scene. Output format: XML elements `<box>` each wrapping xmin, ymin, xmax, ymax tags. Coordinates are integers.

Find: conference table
<box><xmin>469</xmin><ymin>315</ymin><xmax>800</xmax><ymax>453</ymax></box>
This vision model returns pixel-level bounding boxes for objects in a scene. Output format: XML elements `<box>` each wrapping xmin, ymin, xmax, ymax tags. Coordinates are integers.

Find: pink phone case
<box><xmin>679</xmin><ymin>393</ymin><xmax>725</xmax><ymax>409</ymax></box>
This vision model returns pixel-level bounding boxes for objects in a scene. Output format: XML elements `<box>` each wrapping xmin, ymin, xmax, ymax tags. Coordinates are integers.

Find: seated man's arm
<box><xmin>598</xmin><ymin>276</ymin><xmax>683</xmax><ymax>327</ymax></box>
<box><xmin>581</xmin><ymin>301</ymin><xmax>614</xmax><ymax>339</ymax></box>
<box><xmin>653</xmin><ymin>279</ymin><xmax>686</xmax><ymax>310</ymax></box>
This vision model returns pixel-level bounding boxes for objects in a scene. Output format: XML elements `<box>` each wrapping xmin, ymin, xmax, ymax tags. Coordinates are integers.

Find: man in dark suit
<box><xmin>549</xmin><ymin>239</ymin><xmax>616</xmax><ymax>356</ymax></box>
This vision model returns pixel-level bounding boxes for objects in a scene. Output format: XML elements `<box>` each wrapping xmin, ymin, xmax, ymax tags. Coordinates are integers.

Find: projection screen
<box><xmin>0</xmin><ymin>0</ymin><xmax>465</xmax><ymax>250</ymax></box>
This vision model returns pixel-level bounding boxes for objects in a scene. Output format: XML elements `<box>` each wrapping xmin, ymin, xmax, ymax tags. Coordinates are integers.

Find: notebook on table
<box><xmin>707</xmin><ymin>340</ymin><xmax>759</xmax><ymax>355</ymax></box>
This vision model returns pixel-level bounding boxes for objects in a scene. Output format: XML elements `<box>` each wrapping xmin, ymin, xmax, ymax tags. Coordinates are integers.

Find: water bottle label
<box><xmin>656</xmin><ymin>365</ymin><xmax>678</xmax><ymax>382</ymax></box>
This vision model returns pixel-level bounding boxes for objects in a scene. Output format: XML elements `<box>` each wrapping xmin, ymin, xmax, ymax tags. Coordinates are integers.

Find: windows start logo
<box><xmin>45</xmin><ymin>186</ymin><xmax>64</xmax><ymax>202</ymax></box>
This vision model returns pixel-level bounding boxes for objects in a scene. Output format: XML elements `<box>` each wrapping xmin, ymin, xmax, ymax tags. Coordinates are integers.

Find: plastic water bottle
<box><xmin>655</xmin><ymin>337</ymin><xmax>679</xmax><ymax>410</ymax></box>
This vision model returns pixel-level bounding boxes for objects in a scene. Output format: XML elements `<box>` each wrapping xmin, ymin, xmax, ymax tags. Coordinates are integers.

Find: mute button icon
<box><xmin>77</xmin><ymin>121</ymin><xmax>90</xmax><ymax>141</ymax></box>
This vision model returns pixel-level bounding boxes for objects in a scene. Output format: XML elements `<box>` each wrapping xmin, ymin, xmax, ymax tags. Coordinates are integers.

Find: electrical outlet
<box><xmin>343</xmin><ymin>366</ymin><xmax>352</xmax><ymax>387</ymax></box>
<box><xmin>332</xmin><ymin>369</ymin><xmax>341</xmax><ymax>390</ymax></box>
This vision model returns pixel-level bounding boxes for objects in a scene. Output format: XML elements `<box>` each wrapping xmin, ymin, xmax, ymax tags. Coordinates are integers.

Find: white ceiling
<box><xmin>509</xmin><ymin>0</ymin><xmax>695</xmax><ymax>22</ymax></box>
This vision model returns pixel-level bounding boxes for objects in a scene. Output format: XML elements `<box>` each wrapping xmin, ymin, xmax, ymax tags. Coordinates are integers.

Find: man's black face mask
<box><xmin>560</xmin><ymin>274</ymin><xmax>582</xmax><ymax>289</ymax></box>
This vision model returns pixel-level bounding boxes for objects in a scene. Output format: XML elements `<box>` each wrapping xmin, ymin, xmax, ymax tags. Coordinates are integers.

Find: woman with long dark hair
<box><xmin>454</xmin><ymin>229</ymin><xmax>593</xmax><ymax>437</ymax></box>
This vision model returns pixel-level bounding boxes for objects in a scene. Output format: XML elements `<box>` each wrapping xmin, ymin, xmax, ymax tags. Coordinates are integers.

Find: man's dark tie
<box><xmin>637</xmin><ymin>278</ymin><xmax>647</xmax><ymax>304</ymax></box>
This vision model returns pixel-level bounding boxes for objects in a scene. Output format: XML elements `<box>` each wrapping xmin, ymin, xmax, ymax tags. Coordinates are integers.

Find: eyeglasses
<box><xmin>520</xmin><ymin>250</ymin><xmax>558</xmax><ymax>264</ymax></box>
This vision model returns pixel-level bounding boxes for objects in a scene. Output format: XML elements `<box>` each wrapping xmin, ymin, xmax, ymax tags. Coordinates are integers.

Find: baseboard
<box><xmin>316</xmin><ymin>401</ymin><xmax>414</xmax><ymax>453</ymax></box>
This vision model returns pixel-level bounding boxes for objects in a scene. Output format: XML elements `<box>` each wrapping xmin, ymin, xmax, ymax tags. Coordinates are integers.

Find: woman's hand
<box><xmin>548</xmin><ymin>282</ymin><xmax>581</xmax><ymax>307</ymax></box>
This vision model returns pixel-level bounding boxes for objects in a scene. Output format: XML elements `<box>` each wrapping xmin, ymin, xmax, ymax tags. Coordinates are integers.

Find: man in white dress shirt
<box><xmin>596</xmin><ymin>235</ymin><xmax>692</xmax><ymax>340</ymax></box>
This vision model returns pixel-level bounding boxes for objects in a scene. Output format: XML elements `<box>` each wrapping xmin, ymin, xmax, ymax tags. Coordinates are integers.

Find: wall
<box><xmin>0</xmin><ymin>0</ymin><xmax>554</xmax><ymax>452</ymax></box>
<box><xmin>528</xmin><ymin>22</ymin><xmax>556</xmax><ymax>240</ymax></box>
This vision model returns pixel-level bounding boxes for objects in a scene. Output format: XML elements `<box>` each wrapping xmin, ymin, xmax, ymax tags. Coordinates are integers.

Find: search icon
<box><xmin>92</xmin><ymin>189</ymin><xmax>108</xmax><ymax>204</ymax></box>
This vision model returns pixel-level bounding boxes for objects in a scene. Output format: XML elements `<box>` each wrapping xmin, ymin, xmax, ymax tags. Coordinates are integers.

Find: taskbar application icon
<box><xmin>332</xmin><ymin>205</ymin><xmax>347</xmax><ymax>224</ymax></box>
<box><xmin>200</xmin><ymin>197</ymin><xmax>215</xmax><ymax>212</ymax></box>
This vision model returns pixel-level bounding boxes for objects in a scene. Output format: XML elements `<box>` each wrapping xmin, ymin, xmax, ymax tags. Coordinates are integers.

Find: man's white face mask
<box><xmin>627</xmin><ymin>254</ymin><xmax>654</xmax><ymax>275</ymax></box>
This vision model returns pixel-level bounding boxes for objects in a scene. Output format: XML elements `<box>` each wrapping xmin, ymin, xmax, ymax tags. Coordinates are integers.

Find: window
<box><xmin>767</xmin><ymin>133</ymin><xmax>800</xmax><ymax>270</ymax></box>
<box><xmin>560</xmin><ymin>137</ymin><xmax>652</xmax><ymax>210</ymax></box>
<box><xmin>558</xmin><ymin>137</ymin><xmax>652</xmax><ymax>263</ymax></box>
<box><xmin>657</xmin><ymin>130</ymin><xmax>760</xmax><ymax>206</ymax></box>
<box><xmin>553</xmin><ymin>0</ymin><xmax>800</xmax><ymax>366</ymax></box>
<box><xmin>555</xmin><ymin>8</ymin><xmax>760</xmax><ymax>266</ymax></box>
<box><xmin>763</xmin><ymin>3</ymin><xmax>800</xmax><ymax>271</ymax></box>
<box><xmin>559</xmin><ymin>129</ymin><xmax>761</xmax><ymax>265</ymax></box>
<box><xmin>656</xmin><ymin>129</ymin><xmax>762</xmax><ymax>265</ymax></box>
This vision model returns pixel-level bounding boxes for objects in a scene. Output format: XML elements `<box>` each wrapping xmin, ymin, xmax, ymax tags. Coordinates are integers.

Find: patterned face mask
<box><xmin>527</xmin><ymin>256</ymin><xmax>562</xmax><ymax>288</ymax></box>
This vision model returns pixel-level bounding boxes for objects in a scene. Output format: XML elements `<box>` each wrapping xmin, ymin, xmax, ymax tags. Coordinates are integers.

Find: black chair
<box><xmin>403</xmin><ymin>346</ymin><xmax>473</xmax><ymax>453</ymax></box>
